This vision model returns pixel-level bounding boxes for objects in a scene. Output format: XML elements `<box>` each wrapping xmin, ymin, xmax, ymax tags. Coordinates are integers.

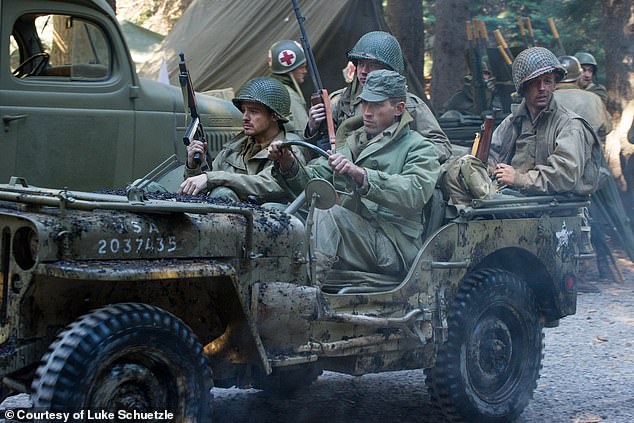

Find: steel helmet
<box><xmin>574</xmin><ymin>51</ymin><xmax>598</xmax><ymax>71</ymax></box>
<box><xmin>558</xmin><ymin>55</ymin><xmax>582</xmax><ymax>82</ymax></box>
<box><xmin>512</xmin><ymin>47</ymin><xmax>566</xmax><ymax>94</ymax></box>
<box><xmin>268</xmin><ymin>40</ymin><xmax>306</xmax><ymax>74</ymax></box>
<box><xmin>347</xmin><ymin>31</ymin><xmax>405</xmax><ymax>75</ymax></box>
<box><xmin>232</xmin><ymin>77</ymin><xmax>290</xmax><ymax>123</ymax></box>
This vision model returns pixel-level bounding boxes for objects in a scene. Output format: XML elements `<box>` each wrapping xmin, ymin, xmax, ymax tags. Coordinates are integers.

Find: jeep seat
<box><xmin>422</xmin><ymin>187</ymin><xmax>447</xmax><ymax>240</ymax></box>
<box><xmin>321</xmin><ymin>188</ymin><xmax>447</xmax><ymax>295</ymax></box>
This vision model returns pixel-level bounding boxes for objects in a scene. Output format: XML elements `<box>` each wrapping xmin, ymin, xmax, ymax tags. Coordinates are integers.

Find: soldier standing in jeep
<box><xmin>179</xmin><ymin>77</ymin><xmax>304</xmax><ymax>202</ymax></box>
<box><xmin>269</xmin><ymin>70</ymin><xmax>439</xmax><ymax>288</ymax></box>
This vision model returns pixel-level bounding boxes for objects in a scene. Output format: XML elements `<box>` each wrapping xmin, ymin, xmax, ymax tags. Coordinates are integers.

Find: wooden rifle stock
<box><xmin>310</xmin><ymin>90</ymin><xmax>336</xmax><ymax>151</ymax></box>
<box><xmin>475</xmin><ymin>114</ymin><xmax>495</xmax><ymax>163</ymax></box>
<box><xmin>493</xmin><ymin>29</ymin><xmax>514</xmax><ymax>62</ymax></box>
<box><xmin>525</xmin><ymin>17</ymin><xmax>535</xmax><ymax>46</ymax></box>
<box><xmin>548</xmin><ymin>18</ymin><xmax>566</xmax><ymax>55</ymax></box>
<box><xmin>517</xmin><ymin>16</ymin><xmax>529</xmax><ymax>48</ymax></box>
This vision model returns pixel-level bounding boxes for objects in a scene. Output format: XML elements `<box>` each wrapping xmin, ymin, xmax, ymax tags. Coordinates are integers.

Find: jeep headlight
<box><xmin>13</xmin><ymin>226</ymin><xmax>38</xmax><ymax>270</ymax></box>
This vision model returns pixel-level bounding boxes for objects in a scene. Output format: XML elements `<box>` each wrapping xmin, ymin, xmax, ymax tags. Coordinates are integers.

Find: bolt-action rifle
<box><xmin>291</xmin><ymin>0</ymin><xmax>336</xmax><ymax>152</ymax></box>
<box><xmin>466</xmin><ymin>20</ymin><xmax>487</xmax><ymax>116</ymax></box>
<box><xmin>178</xmin><ymin>52</ymin><xmax>205</xmax><ymax>165</ymax></box>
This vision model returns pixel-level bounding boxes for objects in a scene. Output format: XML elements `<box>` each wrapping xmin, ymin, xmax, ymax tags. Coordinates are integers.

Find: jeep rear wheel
<box><xmin>31</xmin><ymin>303</ymin><xmax>212</xmax><ymax>422</ymax></box>
<box><xmin>426</xmin><ymin>269</ymin><xmax>543</xmax><ymax>422</ymax></box>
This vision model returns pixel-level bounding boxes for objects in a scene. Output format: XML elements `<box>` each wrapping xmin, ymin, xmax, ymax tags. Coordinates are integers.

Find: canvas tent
<box><xmin>139</xmin><ymin>0</ymin><xmax>427</xmax><ymax>104</ymax></box>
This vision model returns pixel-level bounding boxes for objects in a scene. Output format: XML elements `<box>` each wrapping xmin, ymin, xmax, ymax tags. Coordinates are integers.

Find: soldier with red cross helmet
<box><xmin>268</xmin><ymin>40</ymin><xmax>309</xmax><ymax>138</ymax></box>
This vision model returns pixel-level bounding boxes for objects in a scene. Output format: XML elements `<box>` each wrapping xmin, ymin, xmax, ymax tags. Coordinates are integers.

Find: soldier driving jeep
<box><xmin>268</xmin><ymin>70</ymin><xmax>440</xmax><ymax>288</ymax></box>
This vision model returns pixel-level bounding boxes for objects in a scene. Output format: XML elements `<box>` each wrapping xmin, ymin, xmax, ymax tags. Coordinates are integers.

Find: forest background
<box><xmin>111</xmin><ymin>0</ymin><xmax>632</xmax><ymax>158</ymax></box>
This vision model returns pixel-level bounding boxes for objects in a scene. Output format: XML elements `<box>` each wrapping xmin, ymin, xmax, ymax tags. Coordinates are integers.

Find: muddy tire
<box><xmin>426</xmin><ymin>269</ymin><xmax>543</xmax><ymax>422</ymax></box>
<box><xmin>31</xmin><ymin>303</ymin><xmax>212</xmax><ymax>422</ymax></box>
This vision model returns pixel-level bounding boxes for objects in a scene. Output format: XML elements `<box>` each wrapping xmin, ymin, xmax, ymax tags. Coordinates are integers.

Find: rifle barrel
<box><xmin>291</xmin><ymin>0</ymin><xmax>323</xmax><ymax>90</ymax></box>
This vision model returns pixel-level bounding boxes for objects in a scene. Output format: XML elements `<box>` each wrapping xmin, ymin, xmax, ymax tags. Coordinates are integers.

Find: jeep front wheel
<box><xmin>426</xmin><ymin>269</ymin><xmax>543</xmax><ymax>422</ymax></box>
<box><xmin>31</xmin><ymin>303</ymin><xmax>212</xmax><ymax>422</ymax></box>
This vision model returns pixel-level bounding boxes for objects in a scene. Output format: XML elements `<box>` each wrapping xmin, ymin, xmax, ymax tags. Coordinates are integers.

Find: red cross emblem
<box><xmin>279</xmin><ymin>49</ymin><xmax>296</xmax><ymax>67</ymax></box>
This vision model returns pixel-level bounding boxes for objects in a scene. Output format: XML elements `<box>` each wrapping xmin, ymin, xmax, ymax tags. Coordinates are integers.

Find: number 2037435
<box><xmin>97</xmin><ymin>236</ymin><xmax>177</xmax><ymax>256</ymax></box>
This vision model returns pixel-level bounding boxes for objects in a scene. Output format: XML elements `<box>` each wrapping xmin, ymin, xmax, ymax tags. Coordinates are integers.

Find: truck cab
<box><xmin>0</xmin><ymin>0</ymin><xmax>242</xmax><ymax>190</ymax></box>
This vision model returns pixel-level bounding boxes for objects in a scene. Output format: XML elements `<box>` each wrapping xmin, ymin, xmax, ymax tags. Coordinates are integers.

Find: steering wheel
<box><xmin>281</xmin><ymin>140</ymin><xmax>345</xmax><ymax>215</ymax></box>
<box><xmin>280</xmin><ymin>140</ymin><xmax>329</xmax><ymax>159</ymax></box>
<box><xmin>12</xmin><ymin>52</ymin><xmax>50</xmax><ymax>78</ymax></box>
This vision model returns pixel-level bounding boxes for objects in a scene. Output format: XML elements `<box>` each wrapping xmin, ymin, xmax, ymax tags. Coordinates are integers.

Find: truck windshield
<box><xmin>11</xmin><ymin>14</ymin><xmax>111</xmax><ymax>80</ymax></box>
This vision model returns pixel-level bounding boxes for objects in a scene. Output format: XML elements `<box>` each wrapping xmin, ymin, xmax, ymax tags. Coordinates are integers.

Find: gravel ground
<box><xmin>1</xmin><ymin>260</ymin><xmax>632</xmax><ymax>423</ymax></box>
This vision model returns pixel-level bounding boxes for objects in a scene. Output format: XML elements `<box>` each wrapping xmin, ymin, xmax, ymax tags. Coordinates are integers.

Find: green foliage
<box><xmin>423</xmin><ymin>0</ymin><xmax>604</xmax><ymax>78</ymax></box>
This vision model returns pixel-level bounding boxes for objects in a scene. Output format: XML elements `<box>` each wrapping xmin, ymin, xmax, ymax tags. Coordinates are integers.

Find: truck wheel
<box><xmin>426</xmin><ymin>269</ymin><xmax>543</xmax><ymax>422</ymax></box>
<box><xmin>31</xmin><ymin>303</ymin><xmax>212</xmax><ymax>421</ymax></box>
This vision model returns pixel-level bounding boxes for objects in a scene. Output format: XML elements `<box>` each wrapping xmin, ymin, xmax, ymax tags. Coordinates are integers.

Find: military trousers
<box><xmin>312</xmin><ymin>205</ymin><xmax>405</xmax><ymax>282</ymax></box>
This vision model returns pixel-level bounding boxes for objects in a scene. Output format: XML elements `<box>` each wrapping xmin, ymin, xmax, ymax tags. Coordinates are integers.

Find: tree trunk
<box><xmin>385</xmin><ymin>0</ymin><xmax>424</xmax><ymax>84</ymax></box>
<box><xmin>430</xmin><ymin>0</ymin><xmax>469</xmax><ymax>112</ymax></box>
<box><xmin>601</xmin><ymin>0</ymin><xmax>633</xmax><ymax>115</ymax></box>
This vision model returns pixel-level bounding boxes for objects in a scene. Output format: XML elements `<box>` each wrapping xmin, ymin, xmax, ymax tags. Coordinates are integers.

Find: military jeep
<box><xmin>0</xmin><ymin>177</ymin><xmax>590</xmax><ymax>422</ymax></box>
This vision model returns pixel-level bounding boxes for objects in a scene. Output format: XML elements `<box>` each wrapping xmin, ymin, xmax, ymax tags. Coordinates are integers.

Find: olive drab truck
<box><xmin>0</xmin><ymin>173</ymin><xmax>591</xmax><ymax>422</ymax></box>
<box><xmin>0</xmin><ymin>0</ymin><xmax>242</xmax><ymax>191</ymax></box>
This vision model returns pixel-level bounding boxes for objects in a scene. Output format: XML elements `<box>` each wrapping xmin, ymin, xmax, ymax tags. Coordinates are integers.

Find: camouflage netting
<box><xmin>512</xmin><ymin>47</ymin><xmax>566</xmax><ymax>93</ymax></box>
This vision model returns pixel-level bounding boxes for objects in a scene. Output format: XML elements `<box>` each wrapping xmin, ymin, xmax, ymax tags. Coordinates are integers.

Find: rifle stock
<box><xmin>525</xmin><ymin>17</ymin><xmax>535</xmax><ymax>46</ymax></box>
<box><xmin>475</xmin><ymin>113</ymin><xmax>495</xmax><ymax>163</ymax></box>
<box><xmin>292</xmin><ymin>0</ymin><xmax>336</xmax><ymax>151</ymax></box>
<box><xmin>517</xmin><ymin>16</ymin><xmax>529</xmax><ymax>48</ymax></box>
<box><xmin>547</xmin><ymin>18</ymin><xmax>566</xmax><ymax>55</ymax></box>
<box><xmin>178</xmin><ymin>52</ymin><xmax>205</xmax><ymax>164</ymax></box>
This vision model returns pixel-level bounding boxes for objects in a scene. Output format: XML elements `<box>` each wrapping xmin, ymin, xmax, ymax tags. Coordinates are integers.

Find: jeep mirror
<box><xmin>305</xmin><ymin>178</ymin><xmax>338</xmax><ymax>210</ymax></box>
